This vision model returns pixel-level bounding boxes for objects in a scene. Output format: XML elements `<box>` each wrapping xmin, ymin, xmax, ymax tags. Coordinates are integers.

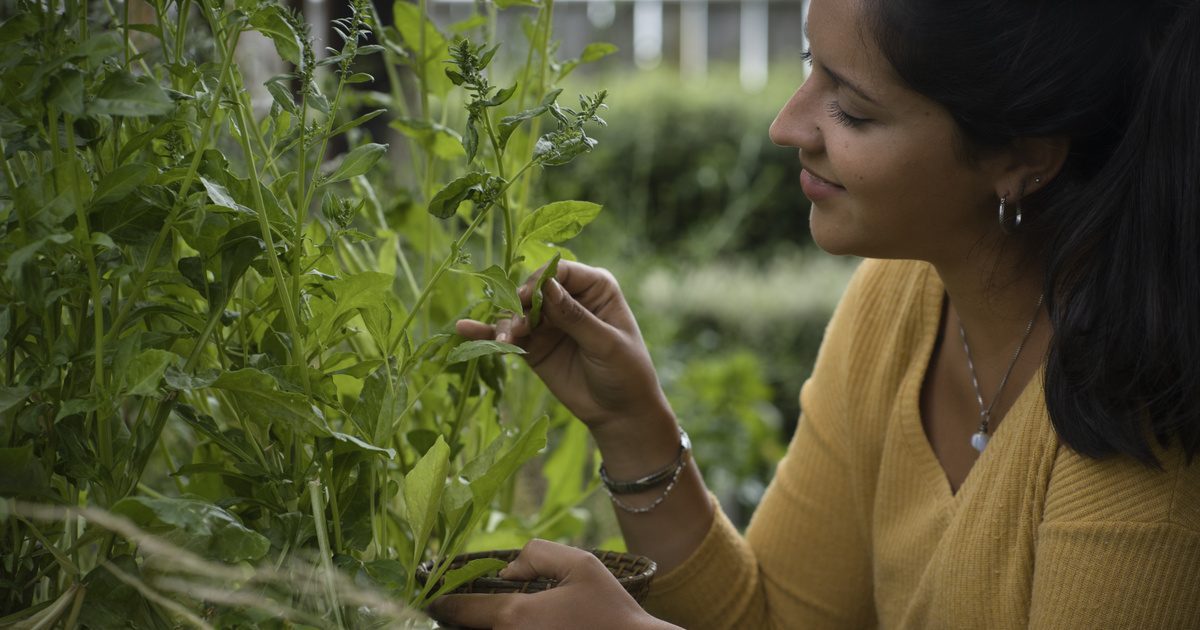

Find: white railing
<box><xmin>429</xmin><ymin>0</ymin><xmax>808</xmax><ymax>92</ymax></box>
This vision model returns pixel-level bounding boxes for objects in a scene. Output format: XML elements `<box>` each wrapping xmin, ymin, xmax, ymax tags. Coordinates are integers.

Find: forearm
<box><xmin>591</xmin><ymin>408</ymin><xmax>716</xmax><ymax>575</ymax></box>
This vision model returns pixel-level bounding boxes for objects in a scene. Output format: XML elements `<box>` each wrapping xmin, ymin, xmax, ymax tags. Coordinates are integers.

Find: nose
<box><xmin>769</xmin><ymin>80</ymin><xmax>822</xmax><ymax>152</ymax></box>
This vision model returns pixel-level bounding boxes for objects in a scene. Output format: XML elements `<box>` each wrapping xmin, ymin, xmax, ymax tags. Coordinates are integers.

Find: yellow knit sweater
<box><xmin>645</xmin><ymin>259</ymin><xmax>1200</xmax><ymax>629</ymax></box>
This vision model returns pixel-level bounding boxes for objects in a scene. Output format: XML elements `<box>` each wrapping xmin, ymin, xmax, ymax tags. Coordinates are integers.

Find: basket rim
<box><xmin>416</xmin><ymin>548</ymin><xmax>657</xmax><ymax>587</ymax></box>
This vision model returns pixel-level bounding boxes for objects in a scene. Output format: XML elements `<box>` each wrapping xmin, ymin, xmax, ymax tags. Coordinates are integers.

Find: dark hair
<box><xmin>865</xmin><ymin>0</ymin><xmax>1200</xmax><ymax>465</ymax></box>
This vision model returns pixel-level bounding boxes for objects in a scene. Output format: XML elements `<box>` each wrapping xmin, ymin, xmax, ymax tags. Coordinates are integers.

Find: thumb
<box><xmin>498</xmin><ymin>540</ymin><xmax>597</xmax><ymax>582</ymax></box>
<box><xmin>540</xmin><ymin>279</ymin><xmax>616</xmax><ymax>353</ymax></box>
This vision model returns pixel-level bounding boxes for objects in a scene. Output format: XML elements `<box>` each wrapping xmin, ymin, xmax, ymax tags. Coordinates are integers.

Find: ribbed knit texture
<box><xmin>644</xmin><ymin>259</ymin><xmax>1200</xmax><ymax>629</ymax></box>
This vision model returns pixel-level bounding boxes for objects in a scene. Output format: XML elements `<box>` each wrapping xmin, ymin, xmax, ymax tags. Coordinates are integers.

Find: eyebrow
<box><xmin>802</xmin><ymin>25</ymin><xmax>881</xmax><ymax>106</ymax></box>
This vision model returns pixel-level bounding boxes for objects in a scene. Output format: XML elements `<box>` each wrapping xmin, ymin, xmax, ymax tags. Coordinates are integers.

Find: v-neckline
<box><xmin>901</xmin><ymin>268</ymin><xmax>1042</xmax><ymax>501</ymax></box>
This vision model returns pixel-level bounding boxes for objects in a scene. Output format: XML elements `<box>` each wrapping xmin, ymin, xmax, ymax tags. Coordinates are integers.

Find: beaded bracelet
<box><xmin>600</xmin><ymin>428</ymin><xmax>691</xmax><ymax>514</ymax></box>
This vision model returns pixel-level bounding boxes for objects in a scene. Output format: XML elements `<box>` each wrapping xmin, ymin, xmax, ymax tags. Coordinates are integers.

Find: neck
<box><xmin>932</xmin><ymin>245</ymin><xmax>1051</xmax><ymax>407</ymax></box>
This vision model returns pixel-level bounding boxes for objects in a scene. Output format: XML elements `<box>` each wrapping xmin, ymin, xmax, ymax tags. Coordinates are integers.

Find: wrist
<box><xmin>588</xmin><ymin>407</ymin><xmax>681</xmax><ymax>480</ymax></box>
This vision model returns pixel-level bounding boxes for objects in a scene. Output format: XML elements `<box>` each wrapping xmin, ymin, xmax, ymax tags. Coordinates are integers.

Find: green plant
<box><xmin>0</xmin><ymin>0</ymin><xmax>613</xmax><ymax>626</ymax></box>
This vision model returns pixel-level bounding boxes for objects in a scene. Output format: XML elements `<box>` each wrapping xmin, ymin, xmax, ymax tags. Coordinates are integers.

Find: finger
<box><xmin>499</xmin><ymin>539</ymin><xmax>598</xmax><ymax>582</ymax></box>
<box><xmin>428</xmin><ymin>593</ymin><xmax>517</xmax><ymax>630</ymax></box>
<box><xmin>455</xmin><ymin>319</ymin><xmax>497</xmax><ymax>340</ymax></box>
<box><xmin>494</xmin><ymin>318</ymin><xmax>516</xmax><ymax>344</ymax></box>
<box><xmin>540</xmin><ymin>278</ymin><xmax>616</xmax><ymax>352</ymax></box>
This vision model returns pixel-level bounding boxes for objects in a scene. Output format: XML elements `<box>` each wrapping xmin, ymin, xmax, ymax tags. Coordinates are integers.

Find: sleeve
<box><xmin>643</xmin><ymin>260</ymin><xmax>888</xmax><ymax>630</ymax></box>
<box><xmin>1028</xmin><ymin>446</ymin><xmax>1200</xmax><ymax>628</ymax></box>
<box><xmin>1028</xmin><ymin>522</ymin><xmax>1200</xmax><ymax>628</ymax></box>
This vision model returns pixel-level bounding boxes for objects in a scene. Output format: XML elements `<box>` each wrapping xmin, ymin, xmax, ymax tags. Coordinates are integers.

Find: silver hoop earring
<box><xmin>998</xmin><ymin>195</ymin><xmax>1009</xmax><ymax>226</ymax></box>
<box><xmin>1015</xmin><ymin>203</ymin><xmax>1023</xmax><ymax>228</ymax></box>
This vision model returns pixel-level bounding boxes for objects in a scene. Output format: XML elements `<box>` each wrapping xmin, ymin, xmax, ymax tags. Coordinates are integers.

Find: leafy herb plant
<box><xmin>0</xmin><ymin>0</ymin><xmax>613</xmax><ymax>626</ymax></box>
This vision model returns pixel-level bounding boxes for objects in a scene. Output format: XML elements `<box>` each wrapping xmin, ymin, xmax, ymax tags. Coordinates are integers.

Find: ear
<box><xmin>990</xmin><ymin>136</ymin><xmax>1070</xmax><ymax>201</ymax></box>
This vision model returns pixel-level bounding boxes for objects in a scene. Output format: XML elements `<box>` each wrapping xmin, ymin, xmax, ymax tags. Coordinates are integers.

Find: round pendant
<box><xmin>970</xmin><ymin>431</ymin><xmax>990</xmax><ymax>452</ymax></box>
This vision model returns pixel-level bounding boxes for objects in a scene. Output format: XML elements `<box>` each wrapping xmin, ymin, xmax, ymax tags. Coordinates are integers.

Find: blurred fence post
<box><xmin>634</xmin><ymin>0</ymin><xmax>665</xmax><ymax>69</ymax></box>
<box><xmin>680</xmin><ymin>0</ymin><xmax>709</xmax><ymax>80</ymax></box>
<box><xmin>740</xmin><ymin>0</ymin><xmax>769</xmax><ymax>91</ymax></box>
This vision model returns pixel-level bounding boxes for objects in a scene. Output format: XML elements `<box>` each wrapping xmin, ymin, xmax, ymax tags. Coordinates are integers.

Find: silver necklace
<box><xmin>957</xmin><ymin>293</ymin><xmax>1044</xmax><ymax>452</ymax></box>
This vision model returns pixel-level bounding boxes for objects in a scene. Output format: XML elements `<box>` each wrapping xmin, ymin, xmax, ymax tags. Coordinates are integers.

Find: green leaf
<box><xmin>389</xmin><ymin>118</ymin><xmax>465</xmax><ymax>160</ymax></box>
<box><xmin>163</xmin><ymin>367</ymin><xmax>220</xmax><ymax>391</ymax></box>
<box><xmin>351</xmin><ymin>365</ymin><xmax>407</xmax><ymax>446</ymax></box>
<box><xmin>121</xmin><ymin>349</ymin><xmax>178</xmax><ymax>397</ymax></box>
<box><xmin>0</xmin><ymin>444</ymin><xmax>51</xmax><ymax>499</ymax></box>
<box><xmin>541</xmin><ymin>420</ymin><xmax>594</xmax><ymax>517</ymax></box>
<box><xmin>265</xmin><ymin>77</ymin><xmax>296</xmax><ymax>113</ymax></box>
<box><xmin>0</xmin><ymin>385</ymin><xmax>32</xmax><ymax>414</ymax></box>
<box><xmin>250</xmin><ymin>6</ymin><xmax>301</xmax><ymax>65</ymax></box>
<box><xmin>470</xmin><ymin>415</ymin><xmax>549</xmax><ymax>512</ymax></box>
<box><xmin>209</xmin><ymin>369</ymin><xmax>330</xmax><ymax>437</ymax></box>
<box><xmin>325</xmin><ymin>143</ymin><xmax>388</xmax><ymax>184</ymax></box>
<box><xmin>71</xmin><ymin>32</ymin><xmax>122</xmax><ymax>64</ymax></box>
<box><xmin>458</xmin><ymin>265</ymin><xmax>522</xmax><ymax>313</ymax></box>
<box><xmin>112</xmin><ymin>496</ymin><xmax>270</xmax><ymax>563</ymax></box>
<box><xmin>344</xmin><ymin>72</ymin><xmax>374</xmax><ymax>84</ymax></box>
<box><xmin>201</xmin><ymin>176</ymin><xmax>253</xmax><ymax>214</ymax></box>
<box><xmin>47</xmin><ymin>68</ymin><xmax>85</xmax><ymax>116</ymax></box>
<box><xmin>90</xmin><ymin>70</ymin><xmax>174</xmax><ymax>117</ymax></box>
<box><xmin>446</xmin><ymin>340</ymin><xmax>526</xmax><ymax>365</ymax></box>
<box><xmin>92</xmin><ymin>162</ymin><xmax>156</xmax><ymax>205</ymax></box>
<box><xmin>560</xmin><ymin>42</ymin><xmax>619</xmax><ymax>79</ymax></box>
<box><xmin>405</xmin><ymin>435</ymin><xmax>450</xmax><ymax>556</ymax></box>
<box><xmin>518</xmin><ymin>200</ymin><xmax>602</xmax><ymax>248</ymax></box>
<box><xmin>328</xmin><ymin>108</ymin><xmax>386</xmax><ymax>139</ymax></box>
<box><xmin>331</xmin><ymin>432</ymin><xmax>396</xmax><ymax>459</ymax></box>
<box><xmin>528</xmin><ymin>252</ymin><xmax>561</xmax><ymax>329</ymax></box>
<box><xmin>392</xmin><ymin>1</ymin><xmax>452</xmax><ymax>96</ymax></box>
<box><xmin>484</xmin><ymin>83</ymin><xmax>518</xmax><ymax>108</ymax></box>
<box><xmin>427</xmin><ymin>172</ymin><xmax>486</xmax><ymax>219</ymax></box>
<box><xmin>581</xmin><ymin>42</ymin><xmax>619</xmax><ymax>63</ymax></box>
<box><xmin>429</xmin><ymin>558</ymin><xmax>509</xmax><ymax>599</ymax></box>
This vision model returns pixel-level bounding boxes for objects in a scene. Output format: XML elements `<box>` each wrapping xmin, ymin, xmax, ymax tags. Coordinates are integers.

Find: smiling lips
<box><xmin>800</xmin><ymin>167</ymin><xmax>845</xmax><ymax>201</ymax></box>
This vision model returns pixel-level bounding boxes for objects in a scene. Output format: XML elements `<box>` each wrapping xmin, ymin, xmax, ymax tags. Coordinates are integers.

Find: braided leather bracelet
<box><xmin>600</xmin><ymin>428</ymin><xmax>691</xmax><ymax>513</ymax></box>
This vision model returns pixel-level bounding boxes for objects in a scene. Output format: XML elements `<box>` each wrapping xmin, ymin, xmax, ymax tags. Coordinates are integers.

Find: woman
<box><xmin>432</xmin><ymin>0</ymin><xmax>1200</xmax><ymax>627</ymax></box>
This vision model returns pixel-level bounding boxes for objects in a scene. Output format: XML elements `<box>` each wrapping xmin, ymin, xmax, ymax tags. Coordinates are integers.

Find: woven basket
<box><xmin>417</xmin><ymin>548</ymin><xmax>657</xmax><ymax>603</ymax></box>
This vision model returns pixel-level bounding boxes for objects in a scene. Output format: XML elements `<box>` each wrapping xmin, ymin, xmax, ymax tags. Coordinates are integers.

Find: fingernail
<box><xmin>497</xmin><ymin>332</ymin><xmax>509</xmax><ymax>343</ymax></box>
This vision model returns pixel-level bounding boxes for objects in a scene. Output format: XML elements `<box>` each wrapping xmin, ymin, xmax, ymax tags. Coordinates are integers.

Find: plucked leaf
<box><xmin>446</xmin><ymin>340</ymin><xmax>526</xmax><ymax>365</ymax></box>
<box><xmin>528</xmin><ymin>253</ymin><xmax>561</xmax><ymax>329</ymax></box>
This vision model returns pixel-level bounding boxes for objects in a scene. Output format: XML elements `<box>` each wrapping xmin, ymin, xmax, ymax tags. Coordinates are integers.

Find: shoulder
<box><xmin>818</xmin><ymin>257</ymin><xmax>940</xmax><ymax>371</ymax></box>
<box><xmin>1044</xmin><ymin>440</ymin><xmax>1200</xmax><ymax>533</ymax></box>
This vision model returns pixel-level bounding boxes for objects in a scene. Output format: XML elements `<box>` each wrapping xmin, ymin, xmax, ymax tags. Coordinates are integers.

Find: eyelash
<box><xmin>827</xmin><ymin>101</ymin><xmax>868</xmax><ymax>128</ymax></box>
<box><xmin>801</xmin><ymin>49</ymin><xmax>869</xmax><ymax>128</ymax></box>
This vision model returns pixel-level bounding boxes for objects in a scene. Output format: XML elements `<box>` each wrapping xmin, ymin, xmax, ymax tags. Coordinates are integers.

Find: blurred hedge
<box><xmin>541</xmin><ymin>65</ymin><xmax>813</xmax><ymax>263</ymax></box>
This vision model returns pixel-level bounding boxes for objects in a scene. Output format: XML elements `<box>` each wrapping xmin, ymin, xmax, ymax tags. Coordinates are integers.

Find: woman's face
<box><xmin>771</xmin><ymin>0</ymin><xmax>1005</xmax><ymax>263</ymax></box>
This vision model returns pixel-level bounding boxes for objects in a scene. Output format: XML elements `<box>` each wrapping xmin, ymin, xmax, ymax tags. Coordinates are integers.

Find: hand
<box><xmin>456</xmin><ymin>260</ymin><xmax>675</xmax><ymax>436</ymax></box>
<box><xmin>428</xmin><ymin>539</ymin><xmax>678</xmax><ymax>630</ymax></box>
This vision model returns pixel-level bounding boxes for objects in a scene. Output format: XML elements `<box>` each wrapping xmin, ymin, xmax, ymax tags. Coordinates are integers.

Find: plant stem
<box><xmin>308</xmin><ymin>479</ymin><xmax>345</xmax><ymax>629</ymax></box>
<box><xmin>64</xmin><ymin>115</ymin><xmax>111</xmax><ymax>468</ymax></box>
<box><xmin>232</xmin><ymin>89</ymin><xmax>311</xmax><ymax>399</ymax></box>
